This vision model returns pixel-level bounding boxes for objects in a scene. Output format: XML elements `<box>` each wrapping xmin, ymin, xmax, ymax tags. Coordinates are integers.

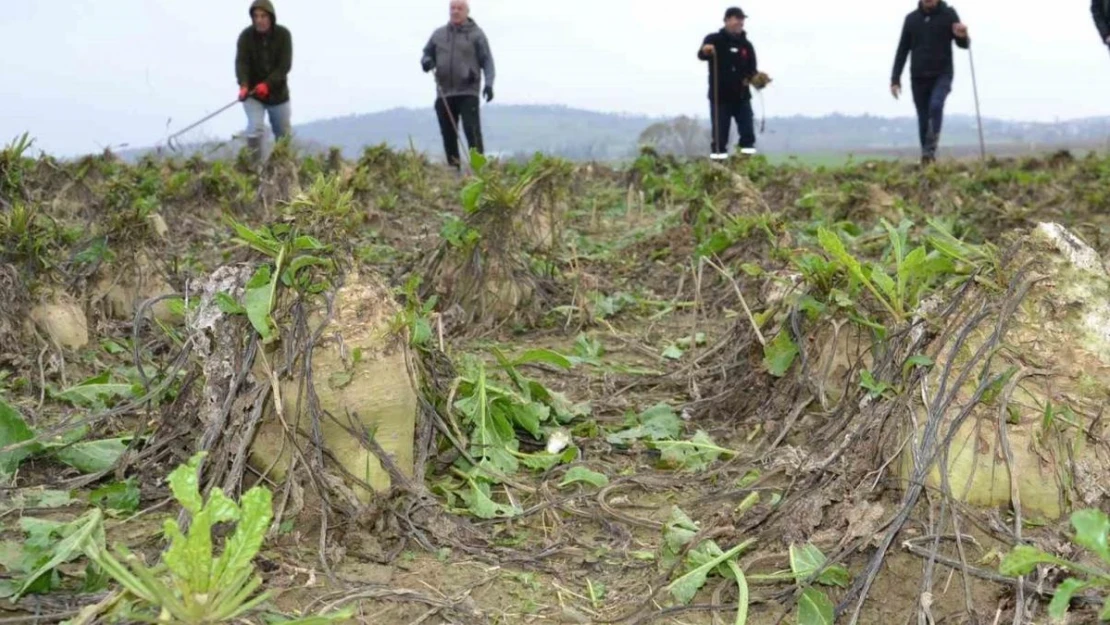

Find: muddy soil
<box><xmin>3</xmin><ymin>149</ymin><xmax>1110</xmax><ymax>624</ymax></box>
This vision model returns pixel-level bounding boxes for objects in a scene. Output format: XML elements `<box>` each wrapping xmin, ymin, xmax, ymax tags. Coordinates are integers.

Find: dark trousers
<box><xmin>911</xmin><ymin>74</ymin><xmax>952</xmax><ymax>159</ymax></box>
<box><xmin>710</xmin><ymin>97</ymin><xmax>755</xmax><ymax>153</ymax></box>
<box><xmin>435</xmin><ymin>95</ymin><xmax>484</xmax><ymax>168</ymax></box>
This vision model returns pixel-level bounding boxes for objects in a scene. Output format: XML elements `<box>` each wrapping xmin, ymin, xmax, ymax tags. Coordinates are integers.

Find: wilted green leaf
<box><xmin>663</xmin><ymin>507</ymin><xmax>701</xmax><ymax>564</ymax></box>
<box><xmin>902</xmin><ymin>354</ymin><xmax>934</xmax><ymax>377</ymax></box>
<box><xmin>763</xmin><ymin>331</ymin><xmax>799</xmax><ymax>378</ymax></box>
<box><xmin>52</xmin><ymin>371</ymin><xmax>136</xmax><ymax>410</ymax></box>
<box><xmin>20</xmin><ymin>489</ymin><xmax>77</xmax><ymax>509</ymax></box>
<box><xmin>559</xmin><ymin>466</ymin><xmax>609</xmax><ymax>489</ymax></box>
<box><xmin>0</xmin><ymin>398</ymin><xmax>38</xmax><ymax>476</ymax></box>
<box><xmin>245</xmin><ymin>265</ymin><xmax>276</xmax><ymax>342</ymax></box>
<box><xmin>229</xmin><ymin>219</ymin><xmax>281</xmax><ymax>257</ymax></box>
<box><xmin>654</xmin><ymin>431</ymin><xmax>729</xmax><ymax>472</ymax></box>
<box><xmin>100</xmin><ymin>339</ymin><xmax>128</xmax><ymax>355</ymax></box>
<box><xmin>53</xmin><ymin>438</ymin><xmax>129</xmax><ymax>474</ymax></box>
<box><xmin>999</xmin><ymin>544</ymin><xmax>1064</xmax><ymax>577</ymax></box>
<box><xmin>510</xmin><ymin>349</ymin><xmax>573</xmax><ymax>370</ymax></box>
<box><xmin>292</xmin><ymin>235</ymin><xmax>326</xmax><ymax>252</ymax></box>
<box><xmin>662</xmin><ymin>344</ymin><xmax>685</xmax><ymax>360</ymax></box>
<box><xmin>789</xmin><ymin>543</ymin><xmax>850</xmax><ymax>588</ymax></box>
<box><xmin>460</xmin><ymin>480</ymin><xmax>521</xmax><ymax>520</ymax></box>
<box><xmin>15</xmin><ymin>509</ymin><xmax>104</xmax><ymax>600</ymax></box>
<box><xmin>282</xmin><ymin>255</ymin><xmax>332</xmax><ymax>286</ymax></box>
<box><xmin>667</xmin><ymin>540</ymin><xmax>754</xmax><ymax>605</ymax></box>
<box><xmin>215</xmin><ymin>292</ymin><xmax>246</xmax><ymax>314</ymax></box>
<box><xmin>859</xmin><ymin>370</ymin><xmax>892</xmax><ymax>398</ymax></box>
<box><xmin>509</xmin><ymin>402</ymin><xmax>548</xmax><ymax>439</ymax></box>
<box><xmin>1047</xmin><ymin>578</ymin><xmax>1087</xmax><ymax>621</ymax></box>
<box><xmin>1071</xmin><ymin>509</ymin><xmax>1110</xmax><ymax>565</ymax></box>
<box><xmin>517</xmin><ymin>452</ymin><xmax>563</xmax><ymax>472</ymax></box>
<box><xmin>89</xmin><ymin>480</ymin><xmax>141</xmax><ymax>513</ymax></box>
<box><xmin>797</xmin><ymin>588</ymin><xmax>835</xmax><ymax>625</ymax></box>
<box><xmin>607</xmin><ymin>403</ymin><xmax>682</xmax><ymax>445</ymax></box>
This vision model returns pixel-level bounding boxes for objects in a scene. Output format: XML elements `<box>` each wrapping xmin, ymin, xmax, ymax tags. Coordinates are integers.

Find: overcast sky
<box><xmin>3</xmin><ymin>0</ymin><xmax>1110</xmax><ymax>156</ymax></box>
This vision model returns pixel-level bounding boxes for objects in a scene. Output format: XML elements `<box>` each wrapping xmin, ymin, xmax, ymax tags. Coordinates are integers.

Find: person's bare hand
<box><xmin>953</xmin><ymin>22</ymin><xmax>968</xmax><ymax>38</ymax></box>
<box><xmin>891</xmin><ymin>84</ymin><xmax>902</xmax><ymax>99</ymax></box>
<box><xmin>702</xmin><ymin>44</ymin><xmax>715</xmax><ymax>56</ymax></box>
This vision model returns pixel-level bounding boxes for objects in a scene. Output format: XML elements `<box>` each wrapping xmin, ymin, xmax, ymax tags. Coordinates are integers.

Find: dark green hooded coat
<box><xmin>236</xmin><ymin>0</ymin><xmax>293</xmax><ymax>105</ymax></box>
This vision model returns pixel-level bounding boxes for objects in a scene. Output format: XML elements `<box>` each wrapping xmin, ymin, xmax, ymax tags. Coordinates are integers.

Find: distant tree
<box><xmin>637</xmin><ymin>116</ymin><xmax>709</xmax><ymax>157</ymax></box>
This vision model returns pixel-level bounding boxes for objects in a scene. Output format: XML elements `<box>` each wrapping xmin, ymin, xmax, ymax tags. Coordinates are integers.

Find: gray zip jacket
<box><xmin>421</xmin><ymin>18</ymin><xmax>495</xmax><ymax>98</ymax></box>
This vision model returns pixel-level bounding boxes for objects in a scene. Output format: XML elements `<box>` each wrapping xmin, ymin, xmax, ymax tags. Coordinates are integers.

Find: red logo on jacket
<box><xmin>741</xmin><ymin>48</ymin><xmax>749</xmax><ymax>59</ymax></box>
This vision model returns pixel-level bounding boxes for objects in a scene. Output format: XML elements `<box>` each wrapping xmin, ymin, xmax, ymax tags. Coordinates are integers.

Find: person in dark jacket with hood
<box><xmin>699</xmin><ymin>7</ymin><xmax>760</xmax><ymax>160</ymax></box>
<box><xmin>235</xmin><ymin>0</ymin><xmax>293</xmax><ymax>161</ymax></box>
<box><xmin>1092</xmin><ymin>0</ymin><xmax>1110</xmax><ymax>47</ymax></box>
<box><xmin>890</xmin><ymin>0</ymin><xmax>969</xmax><ymax>165</ymax></box>
<box><xmin>421</xmin><ymin>0</ymin><xmax>496</xmax><ymax>170</ymax></box>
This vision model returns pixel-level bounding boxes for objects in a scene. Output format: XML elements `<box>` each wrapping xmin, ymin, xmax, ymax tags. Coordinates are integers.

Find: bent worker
<box><xmin>698</xmin><ymin>7</ymin><xmax>760</xmax><ymax>160</ymax></box>
<box><xmin>1092</xmin><ymin>0</ymin><xmax>1110</xmax><ymax>49</ymax></box>
<box><xmin>890</xmin><ymin>0</ymin><xmax>969</xmax><ymax>165</ymax></box>
<box><xmin>421</xmin><ymin>0</ymin><xmax>496</xmax><ymax>170</ymax></box>
<box><xmin>235</xmin><ymin>0</ymin><xmax>293</xmax><ymax>163</ymax></box>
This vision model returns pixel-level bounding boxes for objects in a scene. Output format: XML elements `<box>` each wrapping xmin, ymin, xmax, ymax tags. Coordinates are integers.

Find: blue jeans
<box><xmin>243</xmin><ymin>98</ymin><xmax>292</xmax><ymax>140</ymax></box>
<box><xmin>911</xmin><ymin>74</ymin><xmax>952</xmax><ymax>158</ymax></box>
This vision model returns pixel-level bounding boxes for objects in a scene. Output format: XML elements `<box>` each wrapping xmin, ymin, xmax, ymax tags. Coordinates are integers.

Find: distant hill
<box><xmin>124</xmin><ymin>104</ymin><xmax>1110</xmax><ymax>163</ymax></box>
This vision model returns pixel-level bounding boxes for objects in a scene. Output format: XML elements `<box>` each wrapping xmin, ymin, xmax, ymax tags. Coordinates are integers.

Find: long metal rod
<box><xmin>711</xmin><ymin>50</ymin><xmax>720</xmax><ymax>156</ymax></box>
<box><xmin>435</xmin><ymin>79</ymin><xmax>473</xmax><ymax>175</ymax></box>
<box><xmin>166</xmin><ymin>99</ymin><xmax>241</xmax><ymax>150</ymax></box>
<box><xmin>968</xmin><ymin>46</ymin><xmax>987</xmax><ymax>161</ymax></box>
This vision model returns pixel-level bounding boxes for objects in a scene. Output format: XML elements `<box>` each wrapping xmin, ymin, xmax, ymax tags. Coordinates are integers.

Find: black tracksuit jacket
<box><xmin>698</xmin><ymin>28</ymin><xmax>758</xmax><ymax>101</ymax></box>
<box><xmin>891</xmin><ymin>2</ymin><xmax>970</xmax><ymax>85</ymax></box>
<box><xmin>1094</xmin><ymin>0</ymin><xmax>1110</xmax><ymax>41</ymax></box>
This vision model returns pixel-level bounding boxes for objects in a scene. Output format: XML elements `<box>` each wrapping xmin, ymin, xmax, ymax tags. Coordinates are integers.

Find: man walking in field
<box><xmin>421</xmin><ymin>0</ymin><xmax>496</xmax><ymax>170</ymax></box>
<box><xmin>235</xmin><ymin>0</ymin><xmax>293</xmax><ymax>163</ymax></box>
<box><xmin>698</xmin><ymin>7</ymin><xmax>766</xmax><ymax>160</ymax></box>
<box><xmin>890</xmin><ymin>0</ymin><xmax>970</xmax><ymax>165</ymax></box>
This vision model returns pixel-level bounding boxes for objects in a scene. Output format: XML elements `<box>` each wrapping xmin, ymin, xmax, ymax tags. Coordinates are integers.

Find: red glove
<box><xmin>238</xmin><ymin>85</ymin><xmax>249</xmax><ymax>101</ymax></box>
<box><xmin>254</xmin><ymin>83</ymin><xmax>270</xmax><ymax>100</ymax></box>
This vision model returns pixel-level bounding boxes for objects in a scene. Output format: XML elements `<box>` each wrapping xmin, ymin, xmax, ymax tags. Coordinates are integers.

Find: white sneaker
<box><xmin>740</xmin><ymin>147</ymin><xmax>758</xmax><ymax>156</ymax></box>
<box><xmin>709</xmin><ymin>153</ymin><xmax>730</xmax><ymax>161</ymax></box>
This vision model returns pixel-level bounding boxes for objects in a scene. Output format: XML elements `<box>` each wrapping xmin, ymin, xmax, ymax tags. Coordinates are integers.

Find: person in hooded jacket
<box><xmin>1092</xmin><ymin>0</ymin><xmax>1110</xmax><ymax>48</ymax></box>
<box><xmin>890</xmin><ymin>0</ymin><xmax>969</xmax><ymax>165</ymax></box>
<box><xmin>235</xmin><ymin>0</ymin><xmax>293</xmax><ymax>161</ymax></box>
<box><xmin>698</xmin><ymin>7</ymin><xmax>759</xmax><ymax>160</ymax></box>
<box><xmin>421</xmin><ymin>0</ymin><xmax>496</xmax><ymax>170</ymax></box>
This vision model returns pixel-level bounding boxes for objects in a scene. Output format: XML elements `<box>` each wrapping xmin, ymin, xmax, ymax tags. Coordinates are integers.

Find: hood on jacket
<box><xmin>918</xmin><ymin>0</ymin><xmax>948</xmax><ymax>14</ymax></box>
<box><xmin>449</xmin><ymin>17</ymin><xmax>477</xmax><ymax>31</ymax></box>
<box><xmin>249</xmin><ymin>0</ymin><xmax>276</xmax><ymax>23</ymax></box>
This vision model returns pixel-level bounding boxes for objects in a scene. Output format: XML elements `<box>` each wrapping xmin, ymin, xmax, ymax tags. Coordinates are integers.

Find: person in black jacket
<box><xmin>698</xmin><ymin>7</ymin><xmax>759</xmax><ymax>159</ymax></box>
<box><xmin>1093</xmin><ymin>0</ymin><xmax>1110</xmax><ymax>46</ymax></box>
<box><xmin>890</xmin><ymin>0</ymin><xmax>969</xmax><ymax>164</ymax></box>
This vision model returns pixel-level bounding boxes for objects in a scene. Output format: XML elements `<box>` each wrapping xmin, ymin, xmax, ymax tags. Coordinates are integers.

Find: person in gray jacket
<box><xmin>421</xmin><ymin>0</ymin><xmax>496</xmax><ymax>169</ymax></box>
